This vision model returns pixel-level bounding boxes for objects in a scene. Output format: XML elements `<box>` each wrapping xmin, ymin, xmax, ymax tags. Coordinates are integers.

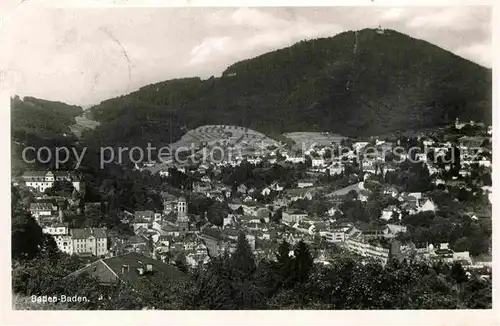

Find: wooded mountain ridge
<box><xmin>12</xmin><ymin>28</ymin><xmax>492</xmax><ymax>149</ymax></box>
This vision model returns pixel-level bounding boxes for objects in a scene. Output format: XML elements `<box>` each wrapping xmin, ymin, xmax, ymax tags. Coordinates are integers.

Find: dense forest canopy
<box><xmin>82</xmin><ymin>28</ymin><xmax>491</xmax><ymax>148</ymax></box>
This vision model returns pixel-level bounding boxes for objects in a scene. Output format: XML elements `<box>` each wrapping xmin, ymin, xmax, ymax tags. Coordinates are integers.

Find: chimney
<box><xmin>121</xmin><ymin>264</ymin><xmax>130</xmax><ymax>274</ymax></box>
<box><xmin>137</xmin><ymin>267</ymin><xmax>144</xmax><ymax>275</ymax></box>
<box><xmin>146</xmin><ymin>264</ymin><xmax>153</xmax><ymax>272</ymax></box>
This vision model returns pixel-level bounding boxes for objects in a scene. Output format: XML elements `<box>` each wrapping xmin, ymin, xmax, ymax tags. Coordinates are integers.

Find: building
<box><xmin>261</xmin><ymin>187</ymin><xmax>272</xmax><ymax>196</ymax></box>
<box><xmin>328</xmin><ymin>163</ymin><xmax>344</xmax><ymax>176</ymax></box>
<box><xmin>285</xmin><ymin>155</ymin><xmax>306</xmax><ymax>164</ymax></box>
<box><xmin>176</xmin><ymin>196</ymin><xmax>189</xmax><ymax>232</ymax></box>
<box><xmin>132</xmin><ymin>219</ymin><xmax>151</xmax><ymax>232</ymax></box>
<box><xmin>383</xmin><ymin>224</ymin><xmax>407</xmax><ymax>238</ymax></box>
<box><xmin>418</xmin><ymin>199</ymin><xmax>437</xmax><ymax>212</ymax></box>
<box><xmin>193</xmin><ymin>181</ymin><xmax>212</xmax><ymax>193</ymax></box>
<box><xmin>134</xmin><ymin>210</ymin><xmax>154</xmax><ymax>221</ymax></box>
<box><xmin>41</xmin><ymin>225</ymin><xmax>108</xmax><ymax>257</ymax></box>
<box><xmin>23</xmin><ymin>171</ymin><xmax>82</xmax><ymax>193</ymax></box>
<box><xmin>238</xmin><ymin>215</ymin><xmax>261</xmax><ymax>225</ymax></box>
<box><xmin>380</xmin><ymin>206</ymin><xmax>400</xmax><ymax>221</ymax></box>
<box><xmin>297</xmin><ymin>179</ymin><xmax>315</xmax><ymax>188</ymax></box>
<box><xmin>237</xmin><ymin>184</ymin><xmax>248</xmax><ymax>194</ymax></box>
<box><xmin>282</xmin><ymin>209</ymin><xmax>308</xmax><ymax>224</ymax></box>
<box><xmin>345</xmin><ymin>238</ymin><xmax>401</xmax><ymax>265</ymax></box>
<box><xmin>29</xmin><ymin>202</ymin><xmax>57</xmax><ymax>220</ymax></box>
<box><xmin>311</xmin><ymin>158</ymin><xmax>326</xmax><ymax>168</ymax></box>
<box><xmin>43</xmin><ymin>223</ymin><xmax>73</xmax><ymax>255</ymax></box>
<box><xmin>64</xmin><ymin>252</ymin><xmax>186</xmax><ymax>287</ymax></box>
<box><xmin>71</xmin><ymin>228</ymin><xmax>108</xmax><ymax>257</ymax></box>
<box><xmin>293</xmin><ymin>221</ymin><xmax>316</xmax><ymax>235</ymax></box>
<box><xmin>320</xmin><ymin>230</ymin><xmax>346</xmax><ymax>243</ymax></box>
<box><xmin>161</xmin><ymin>192</ymin><xmax>177</xmax><ymax>214</ymax></box>
<box><xmin>353</xmin><ymin>142</ymin><xmax>369</xmax><ymax>152</ymax></box>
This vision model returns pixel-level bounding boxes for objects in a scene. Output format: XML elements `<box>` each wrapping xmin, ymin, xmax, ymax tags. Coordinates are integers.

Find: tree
<box><xmin>346</xmin><ymin>190</ymin><xmax>359</xmax><ymax>201</ymax></box>
<box><xmin>271</xmin><ymin>208</ymin><xmax>283</xmax><ymax>224</ymax></box>
<box><xmin>231</xmin><ymin>232</ymin><xmax>256</xmax><ymax>278</ymax></box>
<box><xmin>174</xmin><ymin>252</ymin><xmax>189</xmax><ymax>274</ymax></box>
<box><xmin>44</xmin><ymin>180</ymin><xmax>75</xmax><ymax>197</ymax></box>
<box><xmin>12</xmin><ymin>210</ymin><xmax>47</xmax><ymax>261</ymax></box>
<box><xmin>11</xmin><ymin>186</ymin><xmax>48</xmax><ymax>261</ymax></box>
<box><xmin>207</xmin><ymin>201</ymin><xmax>227</xmax><ymax>227</ymax></box>
<box><xmin>450</xmin><ymin>262</ymin><xmax>468</xmax><ymax>285</ymax></box>
<box><xmin>292</xmin><ymin>241</ymin><xmax>313</xmax><ymax>284</ymax></box>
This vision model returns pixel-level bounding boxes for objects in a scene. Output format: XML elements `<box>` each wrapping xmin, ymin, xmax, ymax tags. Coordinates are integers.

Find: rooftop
<box><xmin>66</xmin><ymin>252</ymin><xmax>186</xmax><ymax>286</ymax></box>
<box><xmin>70</xmin><ymin>228</ymin><xmax>107</xmax><ymax>239</ymax></box>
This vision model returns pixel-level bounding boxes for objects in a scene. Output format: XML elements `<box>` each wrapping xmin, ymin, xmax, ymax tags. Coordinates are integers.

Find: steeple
<box><xmin>177</xmin><ymin>196</ymin><xmax>188</xmax><ymax>222</ymax></box>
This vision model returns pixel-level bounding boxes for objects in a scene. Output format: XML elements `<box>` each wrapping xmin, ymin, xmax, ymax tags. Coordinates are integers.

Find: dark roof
<box><xmin>133</xmin><ymin>218</ymin><xmax>150</xmax><ymax>224</ymax></box>
<box><xmin>162</xmin><ymin>224</ymin><xmax>181</xmax><ymax>232</ymax></box>
<box><xmin>127</xmin><ymin>235</ymin><xmax>149</xmax><ymax>245</ymax></box>
<box><xmin>23</xmin><ymin>171</ymin><xmax>50</xmax><ymax>178</ymax></box>
<box><xmin>284</xmin><ymin>188</ymin><xmax>313</xmax><ymax>197</ymax></box>
<box><xmin>66</xmin><ymin>252</ymin><xmax>186</xmax><ymax>286</ymax></box>
<box><xmin>223</xmin><ymin>228</ymin><xmax>240</xmax><ymax>237</ymax></box>
<box><xmin>54</xmin><ymin>171</ymin><xmax>79</xmax><ymax>179</ymax></box>
<box><xmin>71</xmin><ymin>228</ymin><xmax>107</xmax><ymax>239</ymax></box>
<box><xmin>30</xmin><ymin>202</ymin><xmax>54</xmax><ymax>210</ymax></box>
<box><xmin>239</xmin><ymin>215</ymin><xmax>260</xmax><ymax>221</ymax></box>
<box><xmin>51</xmin><ymin>222</ymin><xmax>69</xmax><ymax>228</ymax></box>
<box><xmin>314</xmin><ymin>222</ymin><xmax>328</xmax><ymax>230</ymax></box>
<box><xmin>286</xmin><ymin>209</ymin><xmax>307</xmax><ymax>215</ymax></box>
<box><xmin>134</xmin><ymin>210</ymin><xmax>154</xmax><ymax>219</ymax></box>
<box><xmin>256</xmin><ymin>207</ymin><xmax>271</xmax><ymax>218</ymax></box>
<box><xmin>200</xmin><ymin>227</ymin><xmax>222</xmax><ymax>240</ymax></box>
<box><xmin>160</xmin><ymin>192</ymin><xmax>176</xmax><ymax>200</ymax></box>
<box><xmin>164</xmin><ymin>211</ymin><xmax>177</xmax><ymax>223</ymax></box>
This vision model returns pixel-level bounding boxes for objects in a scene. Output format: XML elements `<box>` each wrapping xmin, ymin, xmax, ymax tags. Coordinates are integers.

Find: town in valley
<box><xmin>8</xmin><ymin>8</ymin><xmax>493</xmax><ymax>311</ymax></box>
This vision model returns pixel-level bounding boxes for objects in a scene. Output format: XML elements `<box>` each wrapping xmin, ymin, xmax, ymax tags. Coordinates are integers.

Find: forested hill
<box><xmin>11</xmin><ymin>96</ymin><xmax>83</xmax><ymax>174</ymax></box>
<box><xmin>11</xmin><ymin>96</ymin><xmax>83</xmax><ymax>140</ymax></box>
<box><xmin>84</xmin><ymin>28</ymin><xmax>489</xmax><ymax>146</ymax></box>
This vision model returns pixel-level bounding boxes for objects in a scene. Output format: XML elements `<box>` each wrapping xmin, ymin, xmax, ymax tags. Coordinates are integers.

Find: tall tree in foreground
<box><xmin>292</xmin><ymin>240</ymin><xmax>313</xmax><ymax>284</ymax></box>
<box><xmin>231</xmin><ymin>232</ymin><xmax>256</xmax><ymax>278</ymax></box>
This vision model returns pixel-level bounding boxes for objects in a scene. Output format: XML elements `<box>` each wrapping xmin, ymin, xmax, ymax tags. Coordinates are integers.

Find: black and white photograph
<box><xmin>2</xmin><ymin>0</ymin><xmax>496</xmax><ymax>318</ymax></box>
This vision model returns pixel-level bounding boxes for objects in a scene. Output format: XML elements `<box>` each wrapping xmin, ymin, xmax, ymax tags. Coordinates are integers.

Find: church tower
<box><xmin>177</xmin><ymin>196</ymin><xmax>189</xmax><ymax>232</ymax></box>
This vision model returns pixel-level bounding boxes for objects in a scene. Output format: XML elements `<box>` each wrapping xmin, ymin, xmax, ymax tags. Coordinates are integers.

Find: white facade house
<box><xmin>23</xmin><ymin>171</ymin><xmax>82</xmax><ymax>193</ymax></box>
<box><xmin>328</xmin><ymin>163</ymin><xmax>344</xmax><ymax>176</ymax></box>
<box><xmin>42</xmin><ymin>225</ymin><xmax>107</xmax><ymax>257</ymax></box>
<box><xmin>71</xmin><ymin>228</ymin><xmax>108</xmax><ymax>257</ymax></box>
<box><xmin>418</xmin><ymin>199</ymin><xmax>437</xmax><ymax>212</ymax></box>
<box><xmin>380</xmin><ymin>208</ymin><xmax>394</xmax><ymax>221</ymax></box>
<box><xmin>353</xmin><ymin>142</ymin><xmax>369</xmax><ymax>152</ymax></box>
<box><xmin>261</xmin><ymin>187</ymin><xmax>272</xmax><ymax>196</ymax></box>
<box><xmin>311</xmin><ymin>158</ymin><xmax>326</xmax><ymax>168</ymax></box>
<box><xmin>158</xmin><ymin>170</ymin><xmax>170</xmax><ymax>177</ymax></box>
<box><xmin>29</xmin><ymin>202</ymin><xmax>57</xmax><ymax>220</ymax></box>
<box><xmin>345</xmin><ymin>238</ymin><xmax>391</xmax><ymax>265</ymax></box>
<box><xmin>285</xmin><ymin>155</ymin><xmax>306</xmax><ymax>164</ymax></box>
<box><xmin>297</xmin><ymin>180</ymin><xmax>314</xmax><ymax>188</ymax></box>
<box><xmin>320</xmin><ymin>230</ymin><xmax>346</xmax><ymax>243</ymax></box>
<box><xmin>478</xmin><ymin>159</ymin><xmax>491</xmax><ymax>168</ymax></box>
<box><xmin>282</xmin><ymin>210</ymin><xmax>308</xmax><ymax>224</ymax></box>
<box><xmin>415</xmin><ymin>153</ymin><xmax>427</xmax><ymax>162</ymax></box>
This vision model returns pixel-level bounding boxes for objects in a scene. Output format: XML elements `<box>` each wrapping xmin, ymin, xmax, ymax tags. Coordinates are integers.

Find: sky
<box><xmin>0</xmin><ymin>3</ymin><xmax>492</xmax><ymax>106</ymax></box>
